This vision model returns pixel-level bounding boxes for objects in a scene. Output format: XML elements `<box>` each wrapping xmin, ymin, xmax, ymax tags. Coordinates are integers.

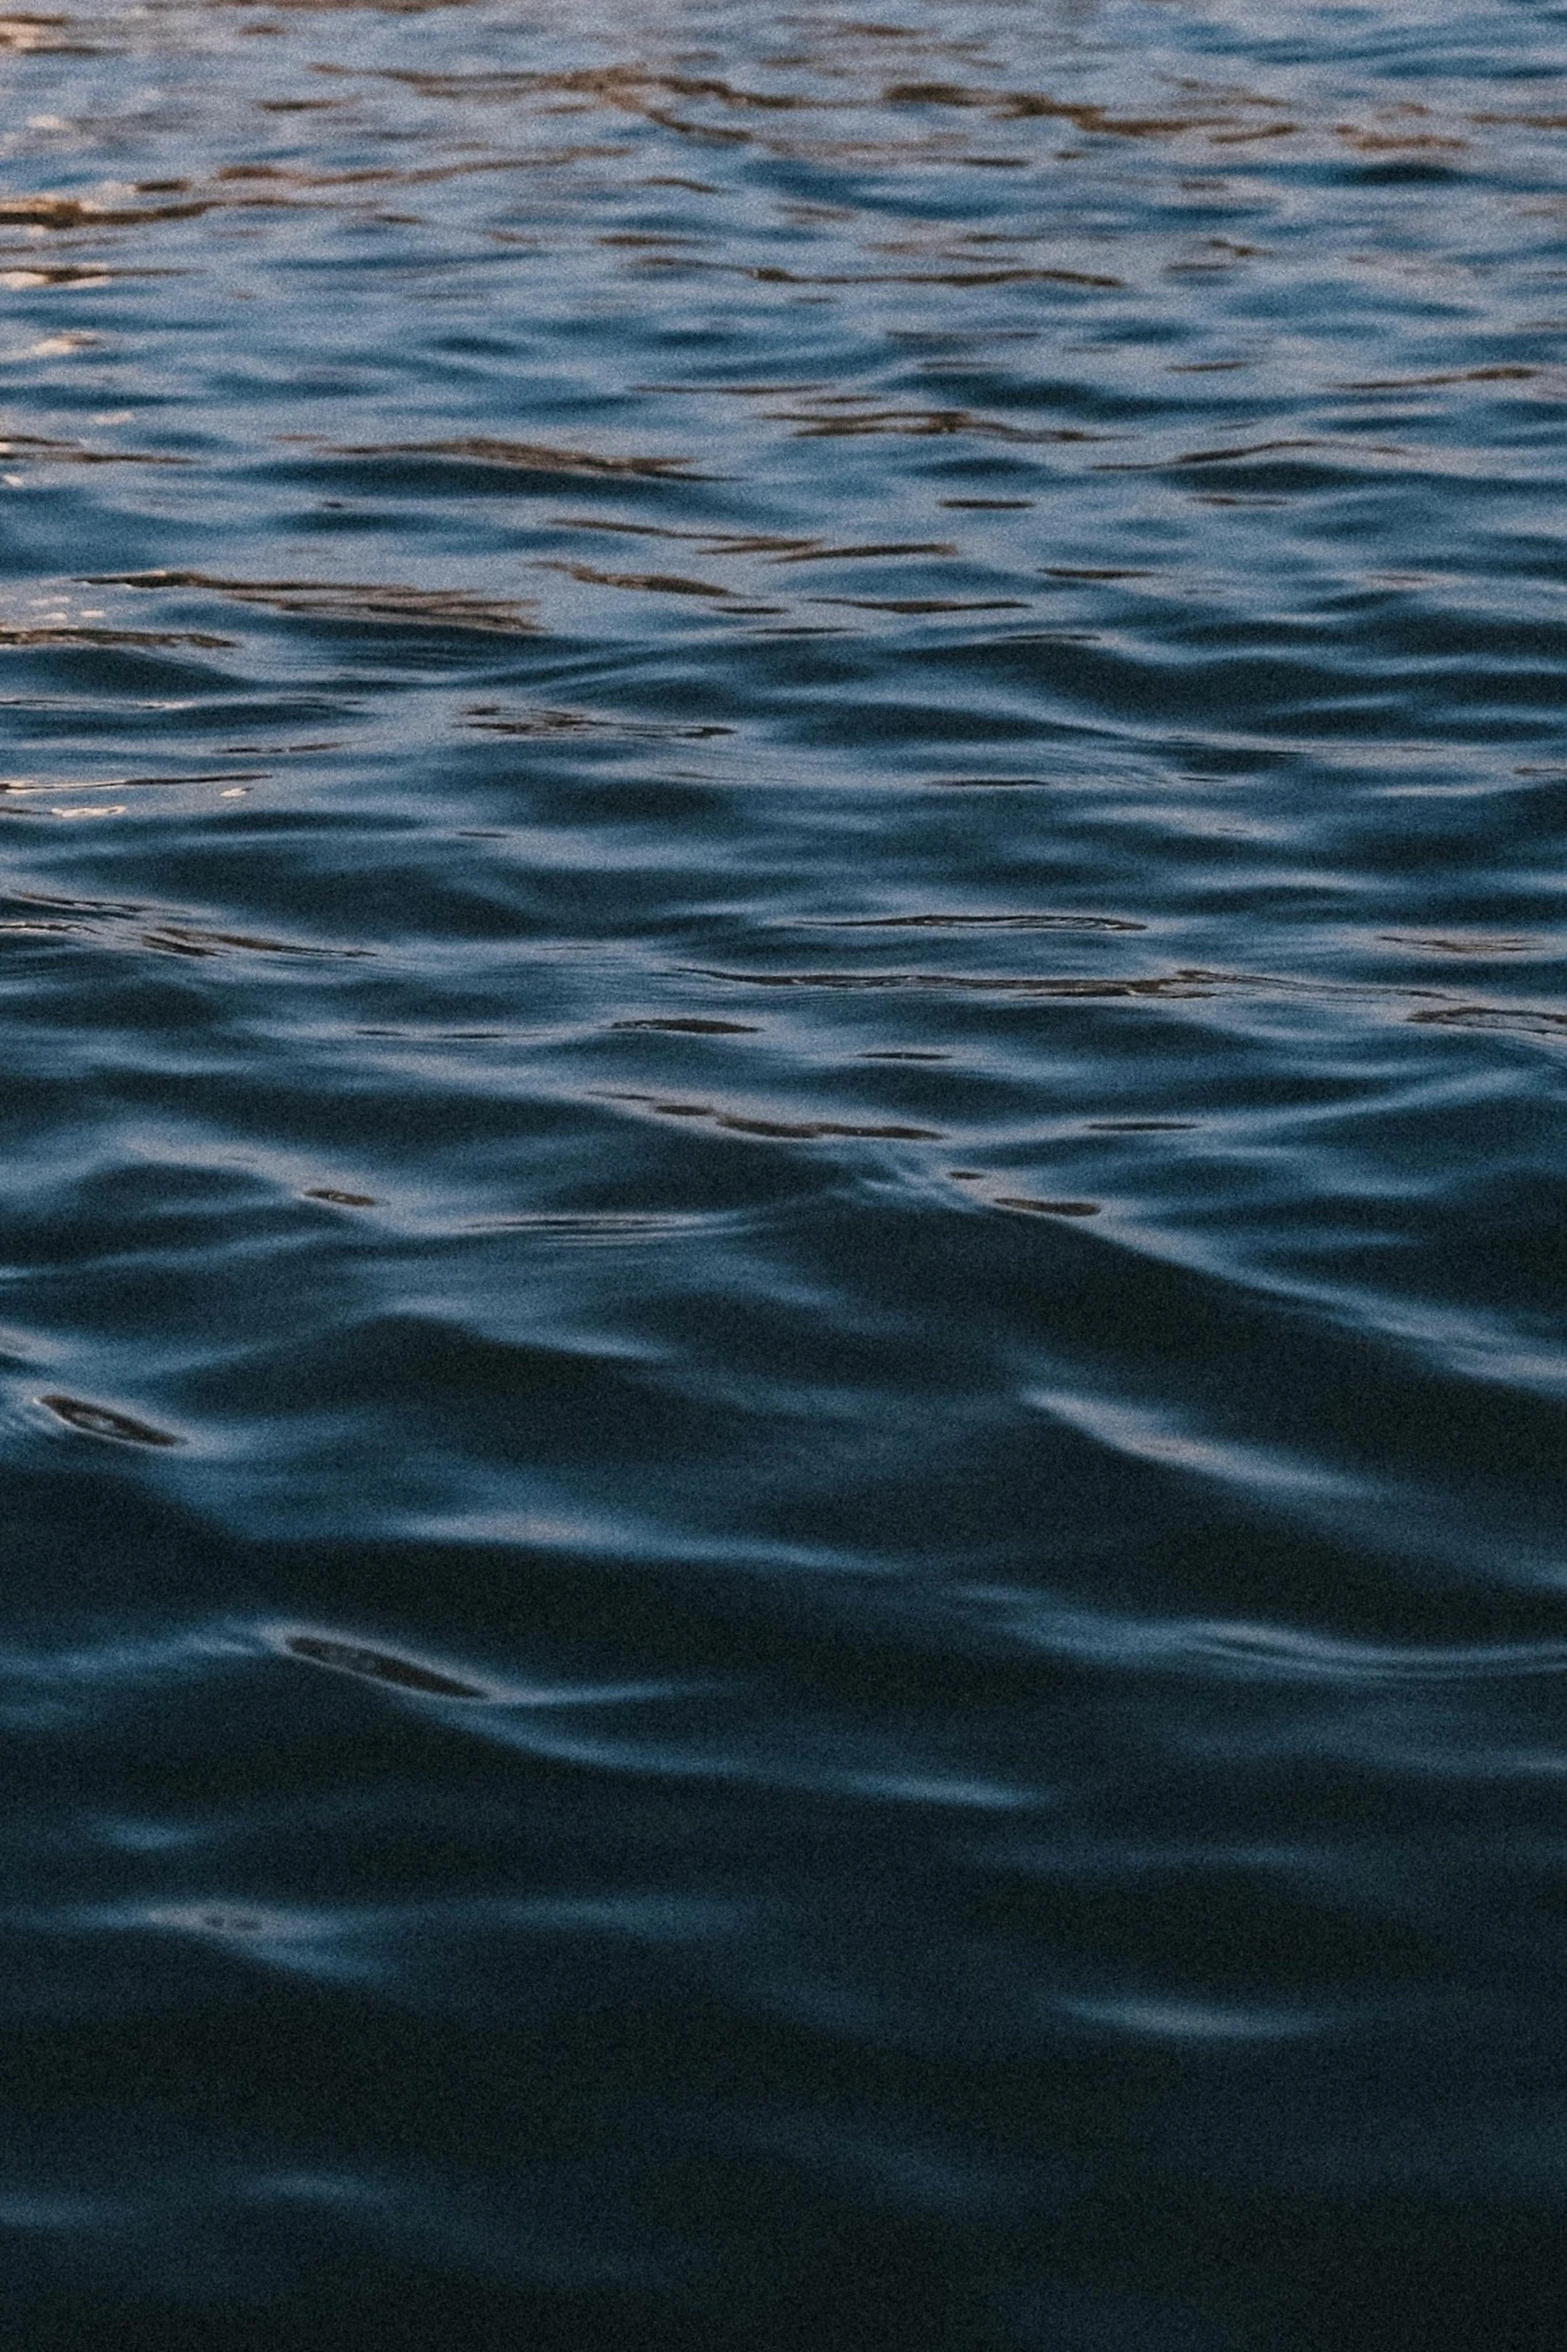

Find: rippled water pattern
<box><xmin>1</xmin><ymin>0</ymin><xmax>1564</xmax><ymax>2341</ymax></box>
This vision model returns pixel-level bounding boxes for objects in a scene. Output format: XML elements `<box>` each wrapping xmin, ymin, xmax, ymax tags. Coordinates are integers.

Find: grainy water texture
<box><xmin>0</xmin><ymin>0</ymin><xmax>1564</xmax><ymax>2341</ymax></box>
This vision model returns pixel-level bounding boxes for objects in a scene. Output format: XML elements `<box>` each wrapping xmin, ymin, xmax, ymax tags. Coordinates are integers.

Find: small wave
<box><xmin>280</xmin><ymin>1633</ymin><xmax>488</xmax><ymax>1697</ymax></box>
<box><xmin>679</xmin><ymin>966</ymin><xmax>1215</xmax><ymax>998</ymax></box>
<box><xmin>1409</xmin><ymin>1003</ymin><xmax>1567</xmax><ymax>1040</ymax></box>
<box><xmin>800</xmin><ymin>912</ymin><xmax>1146</xmax><ymax>932</ymax></box>
<box><xmin>87</xmin><ymin>572</ymin><xmax>540</xmax><ymax>634</ymax></box>
<box><xmin>36</xmin><ymin>1394</ymin><xmax>180</xmax><ymax>1447</ymax></box>
<box><xmin>611</xmin><ymin>1017</ymin><xmax>759</xmax><ymax>1034</ymax></box>
<box><xmin>305</xmin><ymin>435</ymin><xmax>706</xmax><ymax>479</ymax></box>
<box><xmin>993</xmin><ymin>1196</ymin><xmax>1100</xmax><ymax>1217</ymax></box>
<box><xmin>462</xmin><ymin>702</ymin><xmax>731</xmax><ymax>739</ymax></box>
<box><xmin>605</xmin><ymin>1090</ymin><xmax>942</xmax><ymax>1141</ymax></box>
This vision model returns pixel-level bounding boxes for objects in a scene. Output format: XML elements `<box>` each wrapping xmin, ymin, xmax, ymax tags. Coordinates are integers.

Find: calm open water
<box><xmin>0</xmin><ymin>0</ymin><xmax>1564</xmax><ymax>2342</ymax></box>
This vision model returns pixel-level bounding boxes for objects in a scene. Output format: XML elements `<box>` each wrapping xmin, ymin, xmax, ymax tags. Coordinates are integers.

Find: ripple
<box><xmin>36</xmin><ymin>1394</ymin><xmax>181</xmax><ymax>1447</ymax></box>
<box><xmin>310</xmin><ymin>436</ymin><xmax>707</xmax><ymax>480</ymax></box>
<box><xmin>993</xmin><ymin>1196</ymin><xmax>1100</xmax><ymax>1217</ymax></box>
<box><xmin>279</xmin><ymin>1632</ymin><xmax>487</xmax><ymax>1697</ymax></box>
<box><xmin>463</xmin><ymin>702</ymin><xmax>732</xmax><ymax>740</ymax></box>
<box><xmin>91</xmin><ymin>572</ymin><xmax>540</xmax><ymax>635</ymax></box>
<box><xmin>1408</xmin><ymin>1002</ymin><xmax>1567</xmax><ymax>1040</ymax></box>
<box><xmin>611</xmin><ymin>1017</ymin><xmax>760</xmax><ymax>1034</ymax></box>
<box><xmin>1056</xmin><ymin>1994</ymin><xmax>1337</xmax><ymax>2044</ymax></box>
<box><xmin>803</xmin><ymin>911</ymin><xmax>1146</xmax><ymax>933</ymax></box>
<box><xmin>607</xmin><ymin>1090</ymin><xmax>942</xmax><ymax>1141</ymax></box>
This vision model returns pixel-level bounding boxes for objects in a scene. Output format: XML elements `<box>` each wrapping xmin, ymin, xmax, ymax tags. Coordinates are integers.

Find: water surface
<box><xmin>1</xmin><ymin>0</ymin><xmax>1565</xmax><ymax>2342</ymax></box>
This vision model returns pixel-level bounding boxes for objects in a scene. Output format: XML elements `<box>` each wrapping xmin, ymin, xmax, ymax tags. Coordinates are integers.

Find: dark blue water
<box><xmin>1</xmin><ymin>0</ymin><xmax>1564</xmax><ymax>2341</ymax></box>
